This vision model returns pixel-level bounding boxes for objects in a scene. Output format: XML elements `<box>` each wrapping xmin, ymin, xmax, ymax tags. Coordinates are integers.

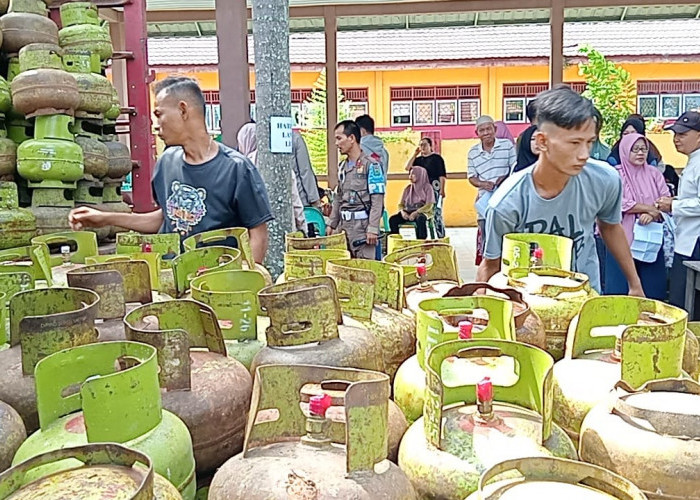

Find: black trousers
<box><xmin>389</xmin><ymin>212</ymin><xmax>428</xmax><ymax>239</ymax></box>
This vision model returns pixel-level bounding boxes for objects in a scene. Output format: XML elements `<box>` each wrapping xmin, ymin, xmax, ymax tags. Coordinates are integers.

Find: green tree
<box><xmin>578</xmin><ymin>46</ymin><xmax>637</xmax><ymax>145</ymax></box>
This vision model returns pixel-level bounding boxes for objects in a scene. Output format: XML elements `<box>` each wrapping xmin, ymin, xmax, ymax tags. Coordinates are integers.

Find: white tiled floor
<box><xmin>445</xmin><ymin>227</ymin><xmax>478</xmax><ymax>283</ymax></box>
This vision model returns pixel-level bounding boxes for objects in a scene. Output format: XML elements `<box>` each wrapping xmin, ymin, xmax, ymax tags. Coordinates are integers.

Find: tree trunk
<box><xmin>251</xmin><ymin>0</ymin><xmax>293</xmax><ymax>278</ymax></box>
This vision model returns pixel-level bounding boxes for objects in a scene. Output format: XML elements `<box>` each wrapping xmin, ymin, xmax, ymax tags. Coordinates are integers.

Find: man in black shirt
<box><xmin>69</xmin><ymin>77</ymin><xmax>274</xmax><ymax>263</ymax></box>
<box><xmin>405</xmin><ymin>137</ymin><xmax>447</xmax><ymax>237</ymax></box>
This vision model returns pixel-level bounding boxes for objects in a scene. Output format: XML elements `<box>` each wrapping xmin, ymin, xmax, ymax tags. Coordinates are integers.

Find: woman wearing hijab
<box><xmin>604</xmin><ymin>133</ymin><xmax>670</xmax><ymax>299</ymax></box>
<box><xmin>389</xmin><ymin>166</ymin><xmax>434</xmax><ymax>239</ymax></box>
<box><xmin>237</xmin><ymin>123</ymin><xmax>308</xmax><ymax>234</ymax></box>
<box><xmin>607</xmin><ymin>116</ymin><xmax>662</xmax><ymax>166</ymax></box>
<box><xmin>495</xmin><ymin>121</ymin><xmax>515</xmax><ymax>145</ymax></box>
<box><xmin>513</xmin><ymin>124</ymin><xmax>539</xmax><ymax>172</ymax></box>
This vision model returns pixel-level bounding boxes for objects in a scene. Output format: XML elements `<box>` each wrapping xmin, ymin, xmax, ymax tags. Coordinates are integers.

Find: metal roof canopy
<box><xmin>108</xmin><ymin>0</ymin><xmax>699</xmax><ymax>190</ymax></box>
<box><xmin>146</xmin><ymin>4</ymin><xmax>700</xmax><ymax>37</ymax></box>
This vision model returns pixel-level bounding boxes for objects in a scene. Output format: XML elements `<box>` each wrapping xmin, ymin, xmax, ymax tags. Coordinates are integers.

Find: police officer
<box><xmin>327</xmin><ymin>120</ymin><xmax>385</xmax><ymax>259</ymax></box>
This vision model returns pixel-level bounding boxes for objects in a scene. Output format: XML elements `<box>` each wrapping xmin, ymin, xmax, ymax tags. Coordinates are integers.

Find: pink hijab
<box><xmin>617</xmin><ymin>133</ymin><xmax>670</xmax><ymax>244</ymax></box>
<box><xmin>495</xmin><ymin>121</ymin><xmax>515</xmax><ymax>144</ymax></box>
<box><xmin>237</xmin><ymin>123</ymin><xmax>257</xmax><ymax>164</ymax></box>
<box><xmin>402</xmin><ymin>166</ymin><xmax>434</xmax><ymax>209</ymax></box>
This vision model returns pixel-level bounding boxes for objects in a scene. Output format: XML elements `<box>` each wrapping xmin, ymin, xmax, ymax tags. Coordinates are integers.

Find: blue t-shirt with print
<box><xmin>483</xmin><ymin>159</ymin><xmax>622</xmax><ymax>292</ymax></box>
<box><xmin>152</xmin><ymin>144</ymin><xmax>274</xmax><ymax>240</ymax></box>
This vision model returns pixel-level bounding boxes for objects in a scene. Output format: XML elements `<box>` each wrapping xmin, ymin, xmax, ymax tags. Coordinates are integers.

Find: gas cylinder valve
<box><xmin>416</xmin><ymin>262</ymin><xmax>428</xmax><ymax>289</ymax></box>
<box><xmin>476</xmin><ymin>377</ymin><xmax>494</xmax><ymax>420</ymax></box>
<box><xmin>458</xmin><ymin>321</ymin><xmax>473</xmax><ymax>340</ymax></box>
<box><xmin>302</xmin><ymin>394</ymin><xmax>332</xmax><ymax>448</ymax></box>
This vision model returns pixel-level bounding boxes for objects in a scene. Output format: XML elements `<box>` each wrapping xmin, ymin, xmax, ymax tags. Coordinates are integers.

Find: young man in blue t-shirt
<box><xmin>476</xmin><ymin>85</ymin><xmax>643</xmax><ymax>296</ymax></box>
<box><xmin>69</xmin><ymin>77</ymin><xmax>274</xmax><ymax>264</ymax></box>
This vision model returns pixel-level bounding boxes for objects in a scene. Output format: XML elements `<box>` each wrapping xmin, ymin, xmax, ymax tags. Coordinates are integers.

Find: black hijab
<box><xmin>514</xmin><ymin>125</ymin><xmax>538</xmax><ymax>172</ymax></box>
<box><xmin>608</xmin><ymin>117</ymin><xmax>662</xmax><ymax>166</ymax></box>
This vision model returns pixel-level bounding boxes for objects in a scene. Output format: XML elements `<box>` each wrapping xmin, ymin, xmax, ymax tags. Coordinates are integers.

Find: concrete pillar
<box><xmin>324</xmin><ymin>7</ymin><xmax>339</xmax><ymax>188</ymax></box>
<box><xmin>216</xmin><ymin>0</ymin><xmax>251</xmax><ymax>148</ymax></box>
<box><xmin>549</xmin><ymin>0</ymin><xmax>565</xmax><ymax>86</ymax></box>
<box><xmin>251</xmin><ymin>0</ymin><xmax>293</xmax><ymax>277</ymax></box>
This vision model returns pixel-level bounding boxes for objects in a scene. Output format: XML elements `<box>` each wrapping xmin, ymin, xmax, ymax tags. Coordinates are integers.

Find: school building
<box><xmin>147</xmin><ymin>18</ymin><xmax>700</xmax><ymax>226</ymax></box>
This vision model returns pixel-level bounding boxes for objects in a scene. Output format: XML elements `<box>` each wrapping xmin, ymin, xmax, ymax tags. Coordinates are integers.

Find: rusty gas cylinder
<box><xmin>1</xmin><ymin>13</ymin><xmax>58</xmax><ymax>54</ymax></box>
<box><xmin>444</xmin><ymin>282</ymin><xmax>547</xmax><ymax>349</ymax></box>
<box><xmin>66</xmin><ymin>260</ymin><xmax>154</xmax><ymax>341</ymax></box>
<box><xmin>325</xmin><ymin>258</ymin><xmax>416</xmax><ymax>382</ymax></box>
<box><xmin>580</xmin><ymin>378</ymin><xmax>700</xmax><ymax>499</ymax></box>
<box><xmin>464</xmin><ymin>457</ymin><xmax>646</xmax><ymax>500</ymax></box>
<box><xmin>102</xmin><ymin>138</ymin><xmax>132</xmax><ymax>179</ymax></box>
<box><xmin>123</xmin><ymin>299</ymin><xmax>253</xmax><ymax>477</ymax></box>
<box><xmin>386</xmin><ymin>233</ymin><xmax>451</xmax><ymax>254</ymax></box>
<box><xmin>398</xmin><ymin>339</ymin><xmax>577</xmax><ymax>499</ymax></box>
<box><xmin>384</xmin><ymin>242</ymin><xmax>461</xmax><ymax>313</ymax></box>
<box><xmin>182</xmin><ymin>227</ymin><xmax>273</xmax><ymax>285</ymax></box>
<box><xmin>11</xmin><ymin>44</ymin><xmax>80</xmax><ymax>117</ymax></box>
<box><xmin>170</xmin><ymin>245</ymin><xmax>242</xmax><ymax>297</ymax></box>
<box><xmin>0</xmin><ymin>181</ymin><xmax>36</xmax><ymax>250</ymax></box>
<box><xmin>0</xmin><ymin>444</ymin><xmax>182</xmax><ymax>500</ymax></box>
<box><xmin>552</xmin><ymin>296</ymin><xmax>688</xmax><ymax>444</ymax></box>
<box><xmin>250</xmin><ymin>276</ymin><xmax>385</xmax><ymax>374</ymax></box>
<box><xmin>209</xmin><ymin>365</ymin><xmax>418</xmax><ymax>499</ymax></box>
<box><xmin>280</xmin><ymin>248</ymin><xmax>350</xmax><ymax>282</ymax></box>
<box><xmin>0</xmin><ymin>287</ymin><xmax>99</xmax><ymax>431</ymax></box>
<box><xmin>393</xmin><ymin>295</ymin><xmax>517</xmax><ymax>424</ymax></box>
<box><xmin>0</xmin><ymin>399</ymin><xmax>26</xmax><ymax>471</ymax></box>
<box><xmin>284</xmin><ymin>230</ymin><xmax>348</xmax><ymax>251</ymax></box>
<box><xmin>490</xmin><ymin>267</ymin><xmax>596</xmax><ymax>360</ymax></box>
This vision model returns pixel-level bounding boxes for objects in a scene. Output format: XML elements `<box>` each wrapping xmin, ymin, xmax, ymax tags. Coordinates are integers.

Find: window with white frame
<box><xmin>637</xmin><ymin>81</ymin><xmax>700</xmax><ymax>119</ymax></box>
<box><xmin>502</xmin><ymin>83</ymin><xmax>583</xmax><ymax>123</ymax></box>
<box><xmin>459</xmin><ymin>99</ymin><xmax>480</xmax><ymax>124</ymax></box>
<box><xmin>391</xmin><ymin>101</ymin><xmax>412</xmax><ymax>126</ymax></box>
<box><xmin>503</xmin><ymin>98</ymin><xmax>525</xmax><ymax>123</ymax></box>
<box><xmin>436</xmin><ymin>100</ymin><xmax>457</xmax><ymax>125</ymax></box>
<box><xmin>414</xmin><ymin>101</ymin><xmax>435</xmax><ymax>125</ymax></box>
<box><xmin>390</xmin><ymin>86</ymin><xmax>480</xmax><ymax>127</ymax></box>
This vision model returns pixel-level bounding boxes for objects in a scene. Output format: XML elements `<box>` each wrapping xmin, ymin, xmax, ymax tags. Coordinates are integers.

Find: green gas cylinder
<box><xmin>190</xmin><ymin>269</ymin><xmax>269</xmax><ymax>370</ymax></box>
<box><xmin>552</xmin><ymin>295</ymin><xmax>688</xmax><ymax>444</ymax></box>
<box><xmin>281</xmin><ymin>248</ymin><xmax>351</xmax><ymax>282</ymax></box>
<box><xmin>284</xmin><ymin>231</ymin><xmax>348</xmax><ymax>251</ymax></box>
<box><xmin>251</xmin><ymin>276</ymin><xmax>384</xmax><ymax>374</ymax></box>
<box><xmin>183</xmin><ymin>227</ymin><xmax>273</xmax><ymax>285</ymax></box>
<box><xmin>325</xmin><ymin>258</ymin><xmax>416</xmax><ymax>382</ymax></box>
<box><xmin>123</xmin><ymin>300</ymin><xmax>253</xmax><ymax>477</ymax></box>
<box><xmin>63</xmin><ymin>50</ymin><xmax>112</xmax><ymax>116</ymax></box>
<box><xmin>1</xmin><ymin>444</ymin><xmax>182</xmax><ymax>500</ymax></box>
<box><xmin>393</xmin><ymin>295</ymin><xmax>516</xmax><ymax>423</ymax></box>
<box><xmin>0</xmin><ymin>182</ymin><xmax>36</xmax><ymax>249</ymax></box>
<box><xmin>170</xmin><ymin>245</ymin><xmax>242</xmax><ymax>297</ymax></box>
<box><xmin>209</xmin><ymin>365</ymin><xmax>418</xmax><ymax>500</ymax></box>
<box><xmin>58</xmin><ymin>2</ymin><xmax>113</xmax><ymax>62</ymax></box>
<box><xmin>384</xmin><ymin>242</ymin><xmax>461</xmax><ymax>313</ymax></box>
<box><xmin>12</xmin><ymin>341</ymin><xmax>197</xmax><ymax>499</ymax></box>
<box><xmin>0</xmin><ymin>287</ymin><xmax>99</xmax><ymax>431</ymax></box>
<box><xmin>398</xmin><ymin>339</ymin><xmax>577</xmax><ymax>499</ymax></box>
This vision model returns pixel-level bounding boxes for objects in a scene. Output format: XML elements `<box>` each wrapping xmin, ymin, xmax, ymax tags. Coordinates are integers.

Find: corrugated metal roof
<box><xmin>145</xmin><ymin>3</ymin><xmax>700</xmax><ymax>36</ymax></box>
<box><xmin>147</xmin><ymin>19</ymin><xmax>700</xmax><ymax>66</ymax></box>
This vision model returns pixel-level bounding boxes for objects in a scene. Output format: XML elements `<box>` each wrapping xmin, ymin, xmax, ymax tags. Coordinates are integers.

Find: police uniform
<box><xmin>329</xmin><ymin>152</ymin><xmax>385</xmax><ymax>259</ymax></box>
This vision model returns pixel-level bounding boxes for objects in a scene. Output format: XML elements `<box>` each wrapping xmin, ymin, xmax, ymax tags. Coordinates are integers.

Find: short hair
<box><xmin>535</xmin><ymin>85</ymin><xmax>595</xmax><ymax>130</ymax></box>
<box><xmin>335</xmin><ymin>120</ymin><xmax>361</xmax><ymax>143</ymax></box>
<box><xmin>153</xmin><ymin>76</ymin><xmax>206</xmax><ymax>116</ymax></box>
<box><xmin>420</xmin><ymin>137</ymin><xmax>433</xmax><ymax>147</ymax></box>
<box><xmin>593</xmin><ymin>107</ymin><xmax>604</xmax><ymax>134</ymax></box>
<box><xmin>526</xmin><ymin>99</ymin><xmax>538</xmax><ymax>123</ymax></box>
<box><xmin>355</xmin><ymin>114</ymin><xmax>375</xmax><ymax>134</ymax></box>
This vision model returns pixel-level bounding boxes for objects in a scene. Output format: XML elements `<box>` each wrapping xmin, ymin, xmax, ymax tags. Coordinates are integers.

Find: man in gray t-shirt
<box><xmin>476</xmin><ymin>86</ymin><xmax>643</xmax><ymax>296</ymax></box>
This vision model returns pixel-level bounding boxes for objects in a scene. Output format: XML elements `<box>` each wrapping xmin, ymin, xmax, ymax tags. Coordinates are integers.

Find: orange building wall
<box><xmin>154</xmin><ymin>60</ymin><xmax>700</xmax><ymax>226</ymax></box>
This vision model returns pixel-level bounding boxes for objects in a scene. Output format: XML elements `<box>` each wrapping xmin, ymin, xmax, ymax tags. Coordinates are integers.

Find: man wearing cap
<box><xmin>656</xmin><ymin>111</ymin><xmax>700</xmax><ymax>310</ymax></box>
<box><xmin>468</xmin><ymin>115</ymin><xmax>516</xmax><ymax>260</ymax></box>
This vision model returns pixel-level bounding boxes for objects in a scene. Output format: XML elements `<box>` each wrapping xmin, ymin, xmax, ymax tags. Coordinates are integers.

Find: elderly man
<box><xmin>468</xmin><ymin>115</ymin><xmax>516</xmax><ymax>261</ymax></box>
<box><xmin>657</xmin><ymin>111</ymin><xmax>700</xmax><ymax>311</ymax></box>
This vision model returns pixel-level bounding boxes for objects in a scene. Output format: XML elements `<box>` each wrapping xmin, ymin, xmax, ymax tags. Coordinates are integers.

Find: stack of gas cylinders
<box><xmin>0</xmin><ymin>216</ymin><xmax>698</xmax><ymax>500</ymax></box>
<box><xmin>0</xmin><ymin>0</ymin><xmax>130</xmax><ymax>243</ymax></box>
